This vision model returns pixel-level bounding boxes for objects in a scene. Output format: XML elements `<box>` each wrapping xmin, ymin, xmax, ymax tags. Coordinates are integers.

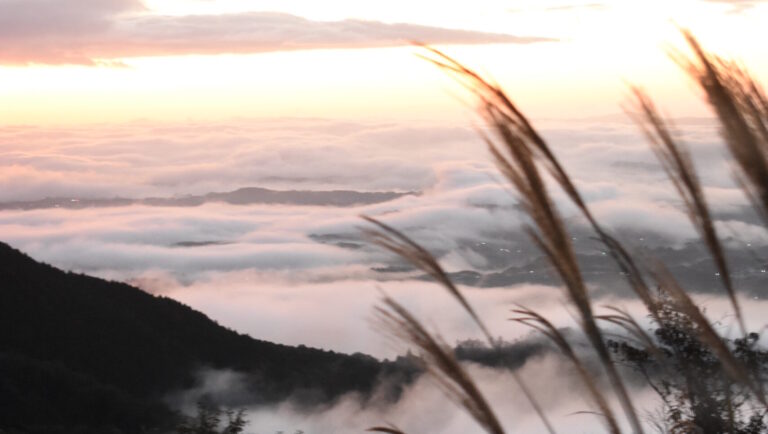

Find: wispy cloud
<box><xmin>0</xmin><ymin>1</ymin><xmax>555</xmax><ymax>66</ymax></box>
<box><xmin>543</xmin><ymin>3</ymin><xmax>609</xmax><ymax>12</ymax></box>
<box><xmin>702</xmin><ymin>0</ymin><xmax>768</xmax><ymax>13</ymax></box>
<box><xmin>508</xmin><ymin>2</ymin><xmax>609</xmax><ymax>14</ymax></box>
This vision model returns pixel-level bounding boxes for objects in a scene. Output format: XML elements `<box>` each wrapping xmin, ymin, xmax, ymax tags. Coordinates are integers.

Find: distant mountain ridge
<box><xmin>0</xmin><ymin>187</ymin><xmax>415</xmax><ymax>211</ymax></box>
<box><xmin>0</xmin><ymin>241</ymin><xmax>404</xmax><ymax>433</ymax></box>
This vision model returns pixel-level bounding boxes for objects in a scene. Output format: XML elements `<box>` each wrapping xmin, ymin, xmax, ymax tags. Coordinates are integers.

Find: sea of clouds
<box><xmin>2</xmin><ymin>115</ymin><xmax>767</xmax><ymax>432</ymax></box>
<box><xmin>1</xmin><ymin>116</ymin><xmax>764</xmax><ymax>351</ymax></box>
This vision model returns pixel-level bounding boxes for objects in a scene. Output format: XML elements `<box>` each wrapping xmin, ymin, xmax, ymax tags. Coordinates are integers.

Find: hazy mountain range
<box><xmin>0</xmin><ymin>187</ymin><xmax>415</xmax><ymax>211</ymax></box>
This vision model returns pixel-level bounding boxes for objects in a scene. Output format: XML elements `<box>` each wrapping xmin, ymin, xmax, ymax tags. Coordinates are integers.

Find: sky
<box><xmin>2</xmin><ymin>0</ymin><xmax>768</xmax><ymax>353</ymax></box>
<box><xmin>2</xmin><ymin>2</ymin><xmax>768</xmax><ymax>430</ymax></box>
<box><xmin>1</xmin><ymin>0</ymin><xmax>767</xmax><ymax>124</ymax></box>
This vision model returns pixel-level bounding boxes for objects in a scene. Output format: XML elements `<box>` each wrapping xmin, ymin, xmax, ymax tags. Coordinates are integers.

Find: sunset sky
<box><xmin>1</xmin><ymin>0</ymin><xmax>767</xmax><ymax>124</ymax></box>
<box><xmin>2</xmin><ymin>0</ymin><xmax>768</xmax><ymax>359</ymax></box>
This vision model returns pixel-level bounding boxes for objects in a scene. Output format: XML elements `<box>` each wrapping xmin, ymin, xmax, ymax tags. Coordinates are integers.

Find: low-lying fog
<box><xmin>2</xmin><ymin>116</ymin><xmax>766</xmax><ymax>432</ymax></box>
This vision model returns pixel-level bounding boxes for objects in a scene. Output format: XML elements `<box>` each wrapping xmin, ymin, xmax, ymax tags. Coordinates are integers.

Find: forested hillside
<box><xmin>0</xmin><ymin>242</ymin><xmax>401</xmax><ymax>433</ymax></box>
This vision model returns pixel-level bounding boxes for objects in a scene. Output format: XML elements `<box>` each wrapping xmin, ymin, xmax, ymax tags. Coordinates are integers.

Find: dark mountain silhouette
<box><xmin>0</xmin><ymin>187</ymin><xmax>414</xmax><ymax>211</ymax></box>
<box><xmin>0</xmin><ymin>242</ymin><xmax>405</xmax><ymax>433</ymax></box>
<box><xmin>0</xmin><ymin>241</ymin><xmax>552</xmax><ymax>433</ymax></box>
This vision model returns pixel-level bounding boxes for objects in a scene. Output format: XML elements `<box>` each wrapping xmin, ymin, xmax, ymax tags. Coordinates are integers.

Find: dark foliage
<box><xmin>609</xmin><ymin>289</ymin><xmax>768</xmax><ymax>434</ymax></box>
<box><xmin>0</xmin><ymin>242</ymin><xmax>404</xmax><ymax>433</ymax></box>
<box><xmin>453</xmin><ymin>338</ymin><xmax>550</xmax><ymax>371</ymax></box>
<box><xmin>174</xmin><ymin>400</ymin><xmax>248</xmax><ymax>434</ymax></box>
<box><xmin>0</xmin><ymin>351</ymin><xmax>171</xmax><ymax>434</ymax></box>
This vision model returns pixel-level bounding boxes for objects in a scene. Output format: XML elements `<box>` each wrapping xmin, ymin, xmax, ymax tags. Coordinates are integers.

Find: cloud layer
<box><xmin>173</xmin><ymin>288</ymin><xmax>768</xmax><ymax>433</ymax></box>
<box><xmin>2</xmin><ymin>117</ymin><xmax>763</xmax><ymax>281</ymax></box>
<box><xmin>0</xmin><ymin>0</ymin><xmax>553</xmax><ymax>65</ymax></box>
<box><xmin>2</xmin><ymin>116</ymin><xmax>766</xmax><ymax>357</ymax></box>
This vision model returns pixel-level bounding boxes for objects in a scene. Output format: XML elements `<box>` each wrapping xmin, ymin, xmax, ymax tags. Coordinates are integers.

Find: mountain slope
<box><xmin>0</xmin><ymin>242</ymin><xmax>392</xmax><ymax>432</ymax></box>
<box><xmin>0</xmin><ymin>187</ymin><xmax>414</xmax><ymax>211</ymax></box>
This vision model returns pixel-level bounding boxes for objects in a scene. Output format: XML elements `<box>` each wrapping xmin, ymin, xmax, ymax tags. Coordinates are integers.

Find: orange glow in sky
<box><xmin>0</xmin><ymin>0</ymin><xmax>766</xmax><ymax>125</ymax></box>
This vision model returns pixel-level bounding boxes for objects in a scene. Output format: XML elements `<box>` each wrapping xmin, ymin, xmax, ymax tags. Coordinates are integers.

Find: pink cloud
<box><xmin>0</xmin><ymin>3</ymin><xmax>555</xmax><ymax>66</ymax></box>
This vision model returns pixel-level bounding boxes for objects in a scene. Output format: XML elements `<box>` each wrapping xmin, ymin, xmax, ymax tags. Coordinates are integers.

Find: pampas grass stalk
<box><xmin>368</xmin><ymin>425</ymin><xmax>408</xmax><ymax>434</ymax></box>
<box><xmin>628</xmin><ymin>86</ymin><xmax>746</xmax><ymax>336</ymax></box>
<box><xmin>419</xmin><ymin>47</ymin><xmax>645</xmax><ymax>434</ymax></box>
<box><xmin>675</xmin><ymin>31</ymin><xmax>768</xmax><ymax>222</ymax></box>
<box><xmin>373</xmin><ymin>295</ymin><xmax>506</xmax><ymax>434</ymax></box>
<box><xmin>362</xmin><ymin>29</ymin><xmax>768</xmax><ymax>434</ymax></box>
<box><xmin>362</xmin><ymin>216</ymin><xmax>557</xmax><ymax>434</ymax></box>
<box><xmin>512</xmin><ymin>306</ymin><xmax>622</xmax><ymax>434</ymax></box>
<box><xmin>361</xmin><ymin>215</ymin><xmax>493</xmax><ymax>343</ymax></box>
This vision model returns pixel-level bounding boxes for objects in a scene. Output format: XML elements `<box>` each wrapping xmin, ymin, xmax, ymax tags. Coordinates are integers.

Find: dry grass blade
<box><xmin>420</xmin><ymin>47</ymin><xmax>644</xmax><ymax>434</ymax></box>
<box><xmin>629</xmin><ymin>87</ymin><xmax>746</xmax><ymax>336</ymax></box>
<box><xmin>600</xmin><ymin>235</ymin><xmax>656</xmax><ymax>312</ymax></box>
<box><xmin>490</xmin><ymin>119</ymin><xmax>645</xmax><ymax>434</ymax></box>
<box><xmin>669</xmin><ymin>420</ymin><xmax>706</xmax><ymax>434</ymax></box>
<box><xmin>421</xmin><ymin>46</ymin><xmax>656</xmax><ymax>316</ymax></box>
<box><xmin>361</xmin><ymin>215</ymin><xmax>494</xmax><ymax>344</ymax></box>
<box><xmin>421</xmin><ymin>45</ymin><xmax>655</xmax><ymax>316</ymax></box>
<box><xmin>596</xmin><ymin>306</ymin><xmax>662</xmax><ymax>360</ymax></box>
<box><xmin>653</xmin><ymin>265</ymin><xmax>767</xmax><ymax>407</ymax></box>
<box><xmin>374</xmin><ymin>295</ymin><xmax>506</xmax><ymax>434</ymax></box>
<box><xmin>361</xmin><ymin>216</ymin><xmax>558</xmax><ymax>434</ymax></box>
<box><xmin>367</xmin><ymin>424</ymin><xmax>408</xmax><ymax>434</ymax></box>
<box><xmin>512</xmin><ymin>306</ymin><xmax>622</xmax><ymax>434</ymax></box>
<box><xmin>719</xmin><ymin>63</ymin><xmax>768</xmax><ymax>145</ymax></box>
<box><xmin>675</xmin><ymin>30</ymin><xmax>768</xmax><ymax>222</ymax></box>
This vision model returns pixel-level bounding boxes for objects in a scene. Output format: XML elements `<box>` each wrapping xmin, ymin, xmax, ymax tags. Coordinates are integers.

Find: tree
<box><xmin>609</xmin><ymin>289</ymin><xmax>767</xmax><ymax>434</ymax></box>
<box><xmin>175</xmin><ymin>400</ymin><xmax>248</xmax><ymax>434</ymax></box>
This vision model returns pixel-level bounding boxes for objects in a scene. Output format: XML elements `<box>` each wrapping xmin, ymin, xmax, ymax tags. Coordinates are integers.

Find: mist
<box><xmin>2</xmin><ymin>116</ymin><xmax>766</xmax><ymax>358</ymax></box>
